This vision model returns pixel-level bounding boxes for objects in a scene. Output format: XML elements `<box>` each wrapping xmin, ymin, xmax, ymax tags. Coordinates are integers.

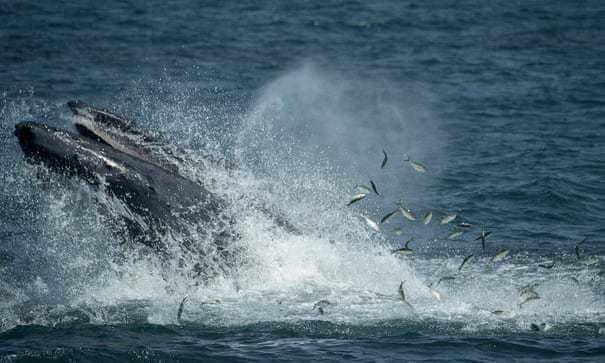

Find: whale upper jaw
<box><xmin>67</xmin><ymin>100</ymin><xmax>181</xmax><ymax>174</ymax></box>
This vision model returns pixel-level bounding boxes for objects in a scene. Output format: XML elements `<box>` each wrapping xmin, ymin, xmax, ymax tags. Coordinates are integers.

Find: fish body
<box><xmin>440</xmin><ymin>214</ymin><xmax>457</xmax><ymax>225</ymax></box>
<box><xmin>357</xmin><ymin>185</ymin><xmax>372</xmax><ymax>194</ymax></box>
<box><xmin>491</xmin><ymin>249</ymin><xmax>510</xmax><ymax>262</ymax></box>
<box><xmin>405</xmin><ymin>157</ymin><xmax>428</xmax><ymax>173</ymax></box>
<box><xmin>313</xmin><ymin>300</ymin><xmax>331</xmax><ymax>310</ymax></box>
<box><xmin>575</xmin><ymin>237</ymin><xmax>589</xmax><ymax>260</ymax></box>
<box><xmin>363</xmin><ymin>216</ymin><xmax>380</xmax><ymax>232</ymax></box>
<box><xmin>398</xmin><ymin>281</ymin><xmax>415</xmax><ymax>310</ymax></box>
<box><xmin>458</xmin><ymin>254</ymin><xmax>474</xmax><ymax>271</ymax></box>
<box><xmin>347</xmin><ymin>193</ymin><xmax>367</xmax><ymax>206</ymax></box>
<box><xmin>370</xmin><ymin>180</ymin><xmax>380</xmax><ymax>196</ymax></box>
<box><xmin>400</xmin><ymin>207</ymin><xmax>416</xmax><ymax>221</ymax></box>
<box><xmin>177</xmin><ymin>296</ymin><xmax>188</xmax><ymax>322</ymax></box>
<box><xmin>392</xmin><ymin>247</ymin><xmax>413</xmax><ymax>256</ymax></box>
<box><xmin>429</xmin><ymin>288</ymin><xmax>442</xmax><ymax>300</ymax></box>
<box><xmin>519</xmin><ymin>295</ymin><xmax>540</xmax><ymax>308</ymax></box>
<box><xmin>474</xmin><ymin>230</ymin><xmax>492</xmax><ymax>250</ymax></box>
<box><xmin>381</xmin><ymin>149</ymin><xmax>388</xmax><ymax>169</ymax></box>
<box><xmin>423</xmin><ymin>211</ymin><xmax>433</xmax><ymax>225</ymax></box>
<box><xmin>448</xmin><ymin>229</ymin><xmax>464</xmax><ymax>240</ymax></box>
<box><xmin>380</xmin><ymin>210</ymin><xmax>398</xmax><ymax>224</ymax></box>
<box><xmin>519</xmin><ymin>283</ymin><xmax>540</xmax><ymax>297</ymax></box>
<box><xmin>538</xmin><ymin>262</ymin><xmax>555</xmax><ymax>269</ymax></box>
<box><xmin>392</xmin><ymin>239</ymin><xmax>414</xmax><ymax>256</ymax></box>
<box><xmin>398</xmin><ymin>281</ymin><xmax>406</xmax><ymax>301</ymax></box>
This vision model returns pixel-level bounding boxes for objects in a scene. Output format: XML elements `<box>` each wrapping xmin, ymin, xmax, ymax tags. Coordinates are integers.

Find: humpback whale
<box><xmin>13</xmin><ymin>102</ymin><xmax>240</xmax><ymax>280</ymax></box>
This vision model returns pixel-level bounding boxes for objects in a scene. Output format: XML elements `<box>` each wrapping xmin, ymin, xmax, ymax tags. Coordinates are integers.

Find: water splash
<box><xmin>0</xmin><ymin>66</ymin><xmax>603</xmax><ymax>335</ymax></box>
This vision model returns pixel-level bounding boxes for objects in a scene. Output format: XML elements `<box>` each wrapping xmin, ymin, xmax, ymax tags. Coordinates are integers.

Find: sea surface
<box><xmin>1</xmin><ymin>0</ymin><xmax>604</xmax><ymax>361</ymax></box>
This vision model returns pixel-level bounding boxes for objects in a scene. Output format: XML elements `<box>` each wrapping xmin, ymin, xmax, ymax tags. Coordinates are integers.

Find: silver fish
<box><xmin>423</xmin><ymin>211</ymin><xmax>433</xmax><ymax>225</ymax></box>
<box><xmin>392</xmin><ymin>239</ymin><xmax>414</xmax><ymax>256</ymax></box>
<box><xmin>398</xmin><ymin>281</ymin><xmax>407</xmax><ymax>301</ymax></box>
<box><xmin>177</xmin><ymin>296</ymin><xmax>187</xmax><ymax>322</ymax></box>
<box><xmin>313</xmin><ymin>299</ymin><xmax>331</xmax><ymax>310</ymax></box>
<box><xmin>400</xmin><ymin>207</ymin><xmax>416</xmax><ymax>221</ymax></box>
<box><xmin>381</xmin><ymin>149</ymin><xmax>388</xmax><ymax>169</ymax></box>
<box><xmin>519</xmin><ymin>295</ymin><xmax>540</xmax><ymax>308</ymax></box>
<box><xmin>398</xmin><ymin>281</ymin><xmax>414</xmax><ymax>309</ymax></box>
<box><xmin>429</xmin><ymin>288</ymin><xmax>442</xmax><ymax>300</ymax></box>
<box><xmin>370</xmin><ymin>180</ymin><xmax>380</xmax><ymax>196</ymax></box>
<box><xmin>405</xmin><ymin>157</ymin><xmax>428</xmax><ymax>173</ymax></box>
<box><xmin>491</xmin><ymin>248</ymin><xmax>510</xmax><ymax>262</ymax></box>
<box><xmin>347</xmin><ymin>193</ymin><xmax>367</xmax><ymax>206</ymax></box>
<box><xmin>363</xmin><ymin>216</ymin><xmax>380</xmax><ymax>232</ymax></box>
<box><xmin>458</xmin><ymin>222</ymin><xmax>473</xmax><ymax>229</ymax></box>
<box><xmin>458</xmin><ymin>254</ymin><xmax>474</xmax><ymax>271</ymax></box>
<box><xmin>538</xmin><ymin>262</ymin><xmax>555</xmax><ymax>269</ymax></box>
<box><xmin>200</xmin><ymin>298</ymin><xmax>222</xmax><ymax>305</ymax></box>
<box><xmin>440</xmin><ymin>214</ymin><xmax>457</xmax><ymax>225</ymax></box>
<box><xmin>519</xmin><ymin>283</ymin><xmax>540</xmax><ymax>297</ymax></box>
<box><xmin>391</xmin><ymin>227</ymin><xmax>403</xmax><ymax>236</ymax></box>
<box><xmin>380</xmin><ymin>209</ymin><xmax>399</xmax><ymax>224</ymax></box>
<box><xmin>357</xmin><ymin>185</ymin><xmax>372</xmax><ymax>194</ymax></box>
<box><xmin>575</xmin><ymin>237</ymin><xmax>588</xmax><ymax>260</ymax></box>
<box><xmin>474</xmin><ymin>230</ymin><xmax>492</xmax><ymax>250</ymax></box>
<box><xmin>448</xmin><ymin>229</ymin><xmax>464</xmax><ymax>240</ymax></box>
<box><xmin>530</xmin><ymin>322</ymin><xmax>547</xmax><ymax>332</ymax></box>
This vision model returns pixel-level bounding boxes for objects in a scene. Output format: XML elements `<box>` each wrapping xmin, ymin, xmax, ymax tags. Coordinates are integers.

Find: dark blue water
<box><xmin>1</xmin><ymin>1</ymin><xmax>604</xmax><ymax>361</ymax></box>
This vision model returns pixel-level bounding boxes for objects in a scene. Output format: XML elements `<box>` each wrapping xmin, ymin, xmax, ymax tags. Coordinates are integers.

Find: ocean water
<box><xmin>1</xmin><ymin>0</ymin><xmax>604</xmax><ymax>361</ymax></box>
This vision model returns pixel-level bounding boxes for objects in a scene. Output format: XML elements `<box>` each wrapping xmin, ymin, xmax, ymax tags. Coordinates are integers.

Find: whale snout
<box><xmin>14</xmin><ymin>122</ymin><xmax>41</xmax><ymax>153</ymax></box>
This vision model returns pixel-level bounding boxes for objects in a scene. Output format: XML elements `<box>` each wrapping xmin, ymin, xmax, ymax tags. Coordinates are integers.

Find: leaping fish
<box><xmin>448</xmin><ymin>228</ymin><xmax>464</xmax><ymax>240</ymax></box>
<box><xmin>458</xmin><ymin>254</ymin><xmax>474</xmax><ymax>271</ymax></box>
<box><xmin>177</xmin><ymin>296</ymin><xmax>188</xmax><ymax>323</ymax></box>
<box><xmin>429</xmin><ymin>288</ymin><xmax>442</xmax><ymax>300</ymax></box>
<box><xmin>474</xmin><ymin>230</ymin><xmax>492</xmax><ymax>250</ymax></box>
<box><xmin>519</xmin><ymin>295</ymin><xmax>540</xmax><ymax>308</ymax></box>
<box><xmin>440</xmin><ymin>214</ymin><xmax>457</xmax><ymax>225</ymax></box>
<box><xmin>380</xmin><ymin>209</ymin><xmax>399</xmax><ymax>224</ymax></box>
<box><xmin>347</xmin><ymin>193</ymin><xmax>367</xmax><ymax>206</ymax></box>
<box><xmin>357</xmin><ymin>185</ymin><xmax>372</xmax><ymax>194</ymax></box>
<box><xmin>370</xmin><ymin>180</ymin><xmax>380</xmax><ymax>196</ymax></box>
<box><xmin>423</xmin><ymin>211</ymin><xmax>433</xmax><ymax>225</ymax></box>
<box><xmin>399</xmin><ymin>206</ymin><xmax>416</xmax><ymax>221</ymax></box>
<box><xmin>491</xmin><ymin>248</ymin><xmax>510</xmax><ymax>262</ymax></box>
<box><xmin>381</xmin><ymin>149</ymin><xmax>388</xmax><ymax>169</ymax></box>
<box><xmin>363</xmin><ymin>216</ymin><xmax>380</xmax><ymax>232</ymax></box>
<box><xmin>575</xmin><ymin>237</ymin><xmax>588</xmax><ymax>260</ymax></box>
<box><xmin>392</xmin><ymin>239</ymin><xmax>414</xmax><ymax>256</ymax></box>
<box><xmin>398</xmin><ymin>281</ymin><xmax>414</xmax><ymax>309</ymax></box>
<box><xmin>313</xmin><ymin>299</ymin><xmax>331</xmax><ymax>315</ymax></box>
<box><xmin>404</xmin><ymin>156</ymin><xmax>428</xmax><ymax>173</ymax></box>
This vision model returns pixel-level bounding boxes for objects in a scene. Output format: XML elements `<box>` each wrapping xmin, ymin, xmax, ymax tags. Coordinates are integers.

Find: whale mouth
<box><xmin>74</xmin><ymin>123</ymin><xmax>111</xmax><ymax>146</ymax></box>
<box><xmin>14</xmin><ymin>122</ymin><xmax>53</xmax><ymax>160</ymax></box>
<box><xmin>67</xmin><ymin>100</ymin><xmax>181</xmax><ymax>174</ymax></box>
